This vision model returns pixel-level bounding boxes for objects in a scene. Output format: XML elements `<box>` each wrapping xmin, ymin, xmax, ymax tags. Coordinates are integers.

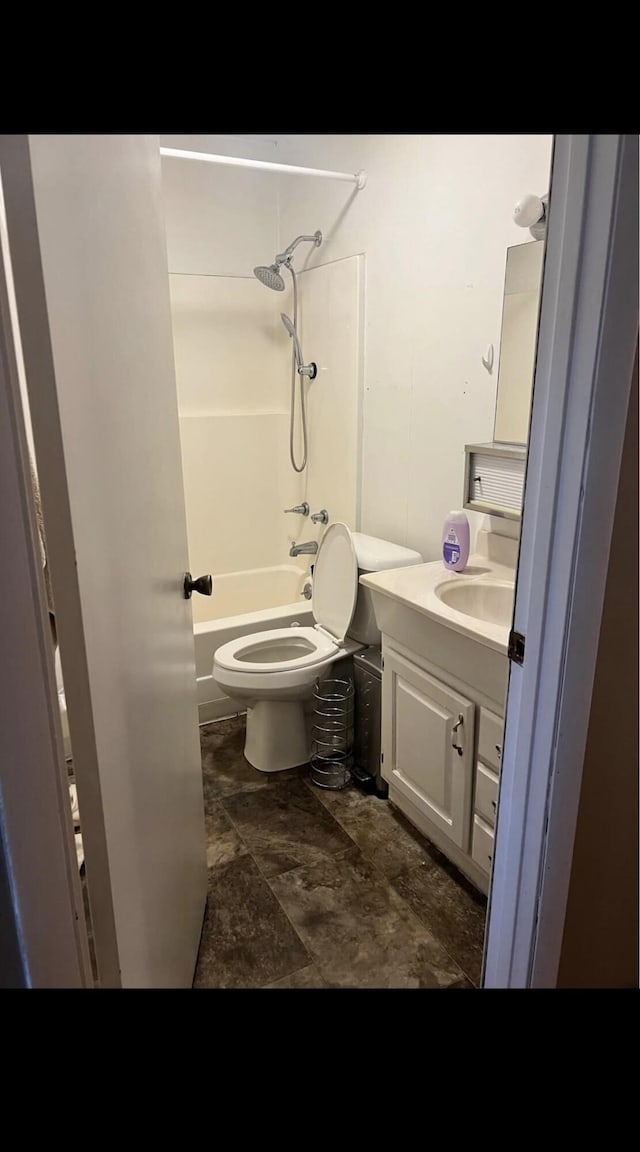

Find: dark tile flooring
<box><xmin>194</xmin><ymin>715</ymin><xmax>487</xmax><ymax>990</ymax></box>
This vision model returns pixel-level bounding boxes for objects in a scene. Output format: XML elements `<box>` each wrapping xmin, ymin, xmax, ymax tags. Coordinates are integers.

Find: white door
<box><xmin>0</xmin><ymin>135</ymin><xmax>208</xmax><ymax>988</ymax></box>
<box><xmin>382</xmin><ymin>647</ymin><xmax>475</xmax><ymax>849</ymax></box>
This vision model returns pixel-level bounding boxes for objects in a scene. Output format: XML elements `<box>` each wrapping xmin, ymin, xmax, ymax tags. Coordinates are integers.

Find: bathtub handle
<box><xmin>183</xmin><ymin>572</ymin><xmax>213</xmax><ymax>599</ymax></box>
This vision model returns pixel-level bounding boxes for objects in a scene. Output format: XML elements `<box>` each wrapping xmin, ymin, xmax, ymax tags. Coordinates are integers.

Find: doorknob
<box><xmin>183</xmin><ymin>572</ymin><xmax>213</xmax><ymax>599</ymax></box>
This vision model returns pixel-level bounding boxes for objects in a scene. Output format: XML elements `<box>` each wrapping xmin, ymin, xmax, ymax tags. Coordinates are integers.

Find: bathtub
<box><xmin>194</xmin><ymin>564</ymin><xmax>314</xmax><ymax>722</ymax></box>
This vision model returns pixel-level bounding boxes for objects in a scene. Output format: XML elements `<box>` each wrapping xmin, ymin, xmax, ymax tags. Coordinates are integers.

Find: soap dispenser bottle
<box><xmin>442</xmin><ymin>511</ymin><xmax>470</xmax><ymax>572</ymax></box>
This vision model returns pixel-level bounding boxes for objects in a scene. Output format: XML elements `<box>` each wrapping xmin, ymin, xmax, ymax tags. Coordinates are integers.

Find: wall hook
<box><xmin>482</xmin><ymin>343</ymin><xmax>494</xmax><ymax>373</ymax></box>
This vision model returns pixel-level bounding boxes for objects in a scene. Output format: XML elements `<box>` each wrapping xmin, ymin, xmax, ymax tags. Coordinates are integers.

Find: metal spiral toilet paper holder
<box><xmin>310</xmin><ymin>677</ymin><xmax>354</xmax><ymax>790</ymax></box>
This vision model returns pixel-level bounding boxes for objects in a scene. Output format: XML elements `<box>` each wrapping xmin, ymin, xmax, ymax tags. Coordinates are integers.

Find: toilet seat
<box><xmin>214</xmin><ymin>626</ymin><xmax>338</xmax><ymax>675</ymax></box>
<box><xmin>214</xmin><ymin>525</ymin><xmax>359</xmax><ymax>677</ymax></box>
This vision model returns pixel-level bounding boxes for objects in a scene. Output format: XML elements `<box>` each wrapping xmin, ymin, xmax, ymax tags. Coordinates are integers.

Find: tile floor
<box><xmin>194</xmin><ymin>716</ymin><xmax>487</xmax><ymax>990</ymax></box>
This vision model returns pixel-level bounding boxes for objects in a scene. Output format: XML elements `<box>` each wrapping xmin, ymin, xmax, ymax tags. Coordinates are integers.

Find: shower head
<box><xmin>253</xmin><ymin>263</ymin><xmax>286</xmax><ymax>291</ymax></box>
<box><xmin>254</xmin><ymin>230</ymin><xmax>322</xmax><ymax>292</ymax></box>
<box><xmin>281</xmin><ymin>313</ymin><xmax>317</xmax><ymax>380</ymax></box>
<box><xmin>281</xmin><ymin>313</ymin><xmax>303</xmax><ymax>364</ymax></box>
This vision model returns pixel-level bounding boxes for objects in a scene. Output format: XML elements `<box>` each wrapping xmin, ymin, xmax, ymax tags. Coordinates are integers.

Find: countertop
<box><xmin>359</xmin><ymin>553</ymin><xmax>515</xmax><ymax>655</ymax></box>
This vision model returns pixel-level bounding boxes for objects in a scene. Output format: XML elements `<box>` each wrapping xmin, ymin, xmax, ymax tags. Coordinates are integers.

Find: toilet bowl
<box><xmin>213</xmin><ymin>523</ymin><xmax>423</xmax><ymax>773</ymax></box>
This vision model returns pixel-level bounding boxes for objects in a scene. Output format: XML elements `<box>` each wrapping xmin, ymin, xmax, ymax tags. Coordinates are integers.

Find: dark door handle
<box><xmin>184</xmin><ymin>572</ymin><xmax>213</xmax><ymax>599</ymax></box>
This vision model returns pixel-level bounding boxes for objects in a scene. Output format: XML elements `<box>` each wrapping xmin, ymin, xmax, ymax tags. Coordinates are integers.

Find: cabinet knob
<box><xmin>451</xmin><ymin>713</ymin><xmax>464</xmax><ymax>757</ymax></box>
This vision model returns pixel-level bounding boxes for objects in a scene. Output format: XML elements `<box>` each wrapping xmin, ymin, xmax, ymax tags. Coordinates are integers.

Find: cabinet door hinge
<box><xmin>508</xmin><ymin>629</ymin><xmax>525</xmax><ymax>665</ymax></box>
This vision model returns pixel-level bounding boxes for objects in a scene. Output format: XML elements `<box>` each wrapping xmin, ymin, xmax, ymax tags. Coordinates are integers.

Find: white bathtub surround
<box><xmin>170</xmin><ymin>274</ymin><xmax>290</xmax><ymax>415</ymax></box>
<box><xmin>162</xmin><ymin>139</ymin><xmax>366</xmax><ymax>695</ymax></box>
<box><xmin>168</xmin><ymin>256</ymin><xmax>363</xmax><ymax>637</ymax></box>
<box><xmin>279</xmin><ymin>255</ymin><xmax>364</xmax><ymax>533</ymax></box>
<box><xmin>170</xmin><ymin>273</ymin><xmax>293</xmax><ymax>587</ymax></box>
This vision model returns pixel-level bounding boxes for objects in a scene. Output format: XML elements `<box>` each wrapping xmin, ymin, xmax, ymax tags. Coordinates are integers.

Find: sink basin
<box><xmin>435</xmin><ymin>580</ymin><xmax>514</xmax><ymax>627</ymax></box>
<box><xmin>359</xmin><ymin>532</ymin><xmax>517</xmax><ymax>665</ymax></box>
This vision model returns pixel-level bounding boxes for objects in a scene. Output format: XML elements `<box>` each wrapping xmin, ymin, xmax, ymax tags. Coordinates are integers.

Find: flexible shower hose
<box><xmin>288</xmin><ymin>264</ymin><xmax>308</xmax><ymax>473</ymax></box>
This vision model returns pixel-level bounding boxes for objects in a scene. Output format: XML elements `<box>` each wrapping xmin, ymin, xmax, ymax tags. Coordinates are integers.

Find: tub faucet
<box><xmin>289</xmin><ymin>540</ymin><xmax>318</xmax><ymax>557</ymax></box>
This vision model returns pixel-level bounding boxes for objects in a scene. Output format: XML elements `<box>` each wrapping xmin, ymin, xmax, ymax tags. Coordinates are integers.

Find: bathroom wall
<box><xmin>160</xmin><ymin>134</ymin><xmax>280</xmax><ymax>277</ymax></box>
<box><xmin>160</xmin><ymin>135</ymin><xmax>362</xmax><ymax>589</ymax></box>
<box><xmin>275</xmin><ymin>134</ymin><xmax>553</xmax><ymax>559</ymax></box>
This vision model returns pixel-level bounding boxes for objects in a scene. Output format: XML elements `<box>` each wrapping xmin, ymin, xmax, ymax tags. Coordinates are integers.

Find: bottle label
<box><xmin>443</xmin><ymin>542</ymin><xmax>460</xmax><ymax>565</ymax></box>
<box><xmin>443</xmin><ymin>528</ymin><xmax>460</xmax><ymax>566</ymax></box>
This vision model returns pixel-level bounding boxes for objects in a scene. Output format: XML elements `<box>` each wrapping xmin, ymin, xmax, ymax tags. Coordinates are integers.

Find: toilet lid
<box><xmin>313</xmin><ymin>522</ymin><xmax>358</xmax><ymax>642</ymax></box>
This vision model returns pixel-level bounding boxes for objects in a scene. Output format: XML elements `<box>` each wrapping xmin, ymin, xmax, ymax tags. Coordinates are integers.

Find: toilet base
<box><xmin>244</xmin><ymin>700</ymin><xmax>309</xmax><ymax>773</ymax></box>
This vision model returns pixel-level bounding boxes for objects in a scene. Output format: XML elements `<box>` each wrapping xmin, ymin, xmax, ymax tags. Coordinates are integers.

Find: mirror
<box><xmin>493</xmin><ymin>240</ymin><xmax>544</xmax><ymax>445</ymax></box>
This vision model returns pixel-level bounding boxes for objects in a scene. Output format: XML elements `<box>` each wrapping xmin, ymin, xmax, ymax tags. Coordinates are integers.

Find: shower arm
<box><xmin>275</xmin><ymin>232</ymin><xmax>322</xmax><ymax>266</ymax></box>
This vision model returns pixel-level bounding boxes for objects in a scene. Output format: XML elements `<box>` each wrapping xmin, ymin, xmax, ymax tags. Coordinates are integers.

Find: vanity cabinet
<box><xmin>381</xmin><ymin>639</ymin><xmax>506</xmax><ymax>895</ymax></box>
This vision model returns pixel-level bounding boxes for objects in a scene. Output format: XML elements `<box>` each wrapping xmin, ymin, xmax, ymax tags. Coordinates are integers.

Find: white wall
<box><xmin>160</xmin><ymin>134</ymin><xmax>280</xmax><ymax>277</ymax></box>
<box><xmin>275</xmin><ymin>134</ymin><xmax>553</xmax><ymax>560</ymax></box>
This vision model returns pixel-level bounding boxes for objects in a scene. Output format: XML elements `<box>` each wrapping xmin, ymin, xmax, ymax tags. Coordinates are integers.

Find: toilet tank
<box><xmin>349</xmin><ymin>532</ymin><xmax>423</xmax><ymax>645</ymax></box>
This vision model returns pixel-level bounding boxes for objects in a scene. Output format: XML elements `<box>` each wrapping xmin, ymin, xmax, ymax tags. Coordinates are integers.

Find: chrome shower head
<box><xmin>254</xmin><ymin>230</ymin><xmax>322</xmax><ymax>292</ymax></box>
<box><xmin>281</xmin><ymin>312</ymin><xmax>303</xmax><ymax>364</ymax></box>
<box><xmin>253</xmin><ymin>263</ymin><xmax>285</xmax><ymax>291</ymax></box>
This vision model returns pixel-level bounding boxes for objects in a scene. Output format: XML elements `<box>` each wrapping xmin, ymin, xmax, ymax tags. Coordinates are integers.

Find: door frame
<box><xmin>0</xmin><ymin>168</ymin><xmax>92</xmax><ymax>988</ymax></box>
<box><xmin>0</xmin><ymin>135</ymin><xmax>122</xmax><ymax>987</ymax></box>
<box><xmin>483</xmin><ymin>134</ymin><xmax>638</xmax><ymax>987</ymax></box>
<box><xmin>0</xmin><ymin>134</ymin><xmax>635</xmax><ymax>987</ymax></box>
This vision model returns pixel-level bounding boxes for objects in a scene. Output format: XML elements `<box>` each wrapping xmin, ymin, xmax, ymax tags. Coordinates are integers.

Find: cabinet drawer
<box><xmin>475</xmin><ymin>762</ymin><xmax>499</xmax><ymax>827</ymax></box>
<box><xmin>477</xmin><ymin>707</ymin><xmax>504</xmax><ymax>774</ymax></box>
<box><xmin>471</xmin><ymin>814</ymin><xmax>494</xmax><ymax>875</ymax></box>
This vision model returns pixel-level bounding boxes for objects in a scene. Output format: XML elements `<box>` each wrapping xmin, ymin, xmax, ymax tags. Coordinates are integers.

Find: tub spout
<box><xmin>289</xmin><ymin>540</ymin><xmax>318</xmax><ymax>557</ymax></box>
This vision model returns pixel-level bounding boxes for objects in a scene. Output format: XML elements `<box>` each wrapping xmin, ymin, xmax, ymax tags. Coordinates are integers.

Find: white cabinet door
<box><xmin>382</xmin><ymin>647</ymin><xmax>475</xmax><ymax>849</ymax></box>
<box><xmin>1</xmin><ymin>135</ymin><xmax>207</xmax><ymax>987</ymax></box>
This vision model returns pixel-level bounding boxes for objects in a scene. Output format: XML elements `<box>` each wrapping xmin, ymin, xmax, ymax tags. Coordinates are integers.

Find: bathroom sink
<box><xmin>435</xmin><ymin>580</ymin><xmax>515</xmax><ymax>628</ymax></box>
<box><xmin>359</xmin><ymin>530</ymin><xmax>518</xmax><ymax>674</ymax></box>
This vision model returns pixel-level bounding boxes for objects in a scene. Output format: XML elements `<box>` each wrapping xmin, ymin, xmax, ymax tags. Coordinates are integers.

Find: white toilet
<box><xmin>212</xmin><ymin>523</ymin><xmax>423</xmax><ymax>773</ymax></box>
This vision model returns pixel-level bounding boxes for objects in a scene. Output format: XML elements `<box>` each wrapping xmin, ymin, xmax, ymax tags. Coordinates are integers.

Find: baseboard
<box><xmin>198</xmin><ymin>696</ymin><xmax>245</xmax><ymax>725</ymax></box>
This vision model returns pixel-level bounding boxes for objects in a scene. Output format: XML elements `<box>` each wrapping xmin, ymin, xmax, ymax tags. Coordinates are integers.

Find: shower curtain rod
<box><xmin>159</xmin><ymin>147</ymin><xmax>368</xmax><ymax>189</ymax></box>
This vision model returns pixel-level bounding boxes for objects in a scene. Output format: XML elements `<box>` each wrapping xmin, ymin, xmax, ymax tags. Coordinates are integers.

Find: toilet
<box><xmin>212</xmin><ymin>523</ymin><xmax>423</xmax><ymax>772</ymax></box>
